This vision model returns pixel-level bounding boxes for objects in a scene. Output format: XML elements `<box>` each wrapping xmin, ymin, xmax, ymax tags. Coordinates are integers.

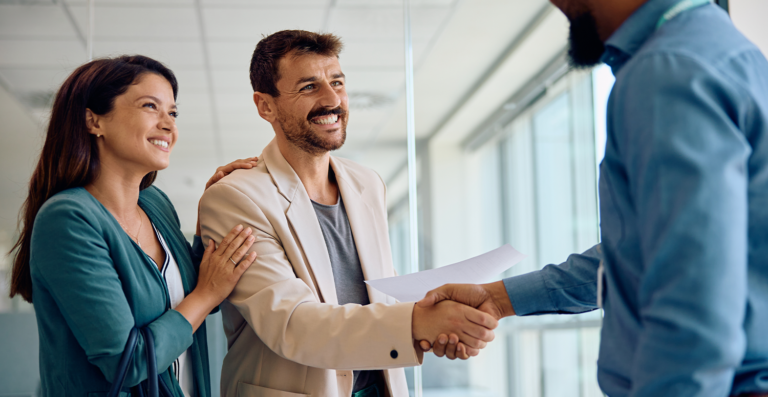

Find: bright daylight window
<box><xmin>388</xmin><ymin>66</ymin><xmax>614</xmax><ymax>397</ymax></box>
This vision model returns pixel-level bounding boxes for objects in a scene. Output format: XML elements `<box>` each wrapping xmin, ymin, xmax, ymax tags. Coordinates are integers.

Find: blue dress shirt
<box><xmin>503</xmin><ymin>0</ymin><xmax>768</xmax><ymax>395</ymax></box>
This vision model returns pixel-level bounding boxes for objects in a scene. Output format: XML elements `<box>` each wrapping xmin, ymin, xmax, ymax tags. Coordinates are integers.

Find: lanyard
<box><xmin>656</xmin><ymin>0</ymin><xmax>712</xmax><ymax>30</ymax></box>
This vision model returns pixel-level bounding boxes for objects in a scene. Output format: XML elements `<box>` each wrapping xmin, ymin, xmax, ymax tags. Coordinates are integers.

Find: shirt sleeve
<box><xmin>31</xmin><ymin>197</ymin><xmax>194</xmax><ymax>387</ymax></box>
<box><xmin>503</xmin><ymin>244</ymin><xmax>601</xmax><ymax>315</ymax></box>
<box><xmin>618</xmin><ymin>53</ymin><xmax>750</xmax><ymax>396</ymax></box>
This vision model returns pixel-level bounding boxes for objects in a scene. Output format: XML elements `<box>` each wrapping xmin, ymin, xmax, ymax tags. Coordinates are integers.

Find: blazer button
<box><xmin>390</xmin><ymin>350</ymin><xmax>398</xmax><ymax>359</ymax></box>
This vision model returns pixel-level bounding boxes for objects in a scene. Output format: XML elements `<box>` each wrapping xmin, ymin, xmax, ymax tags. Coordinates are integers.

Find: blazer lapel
<box><xmin>331</xmin><ymin>157</ymin><xmax>390</xmax><ymax>305</ymax></box>
<box><xmin>262</xmin><ymin>139</ymin><xmax>339</xmax><ymax>305</ymax></box>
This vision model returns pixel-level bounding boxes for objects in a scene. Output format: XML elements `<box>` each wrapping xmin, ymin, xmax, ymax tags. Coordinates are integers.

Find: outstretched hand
<box><xmin>416</xmin><ymin>281</ymin><xmax>515</xmax><ymax>360</ymax></box>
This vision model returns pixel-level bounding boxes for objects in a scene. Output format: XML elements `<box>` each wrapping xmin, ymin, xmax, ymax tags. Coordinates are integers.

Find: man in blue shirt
<box><xmin>418</xmin><ymin>0</ymin><xmax>768</xmax><ymax>395</ymax></box>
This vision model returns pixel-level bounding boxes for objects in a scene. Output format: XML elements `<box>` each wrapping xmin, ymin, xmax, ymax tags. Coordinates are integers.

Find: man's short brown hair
<box><xmin>249</xmin><ymin>30</ymin><xmax>344</xmax><ymax>97</ymax></box>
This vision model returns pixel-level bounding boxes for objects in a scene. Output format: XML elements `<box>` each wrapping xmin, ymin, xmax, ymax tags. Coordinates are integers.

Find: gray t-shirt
<box><xmin>311</xmin><ymin>194</ymin><xmax>382</xmax><ymax>393</ymax></box>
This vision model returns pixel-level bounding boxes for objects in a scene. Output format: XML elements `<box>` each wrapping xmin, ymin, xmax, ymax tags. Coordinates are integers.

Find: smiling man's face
<box><xmin>272</xmin><ymin>51</ymin><xmax>349</xmax><ymax>155</ymax></box>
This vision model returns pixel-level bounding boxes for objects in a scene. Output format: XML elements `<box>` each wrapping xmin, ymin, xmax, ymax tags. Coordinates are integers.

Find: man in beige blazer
<box><xmin>199</xmin><ymin>30</ymin><xmax>498</xmax><ymax>397</ymax></box>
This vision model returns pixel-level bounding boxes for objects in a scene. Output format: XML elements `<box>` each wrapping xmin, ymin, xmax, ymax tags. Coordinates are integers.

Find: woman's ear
<box><xmin>85</xmin><ymin>109</ymin><xmax>103</xmax><ymax>138</ymax></box>
<box><xmin>253</xmin><ymin>92</ymin><xmax>277</xmax><ymax>123</ymax></box>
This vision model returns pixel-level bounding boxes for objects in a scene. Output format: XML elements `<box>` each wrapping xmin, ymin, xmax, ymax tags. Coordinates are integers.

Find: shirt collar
<box><xmin>600</xmin><ymin>0</ymin><xmax>682</xmax><ymax>74</ymax></box>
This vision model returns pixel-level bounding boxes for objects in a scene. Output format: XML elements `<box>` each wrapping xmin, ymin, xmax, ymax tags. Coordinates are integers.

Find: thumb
<box><xmin>418</xmin><ymin>340</ymin><xmax>432</xmax><ymax>352</ymax></box>
<box><xmin>416</xmin><ymin>285</ymin><xmax>452</xmax><ymax>308</ymax></box>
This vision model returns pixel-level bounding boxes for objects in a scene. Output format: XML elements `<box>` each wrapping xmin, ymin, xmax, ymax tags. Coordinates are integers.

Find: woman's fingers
<box><xmin>233</xmin><ymin>252</ymin><xmax>257</xmax><ymax>277</ymax></box>
<box><xmin>229</xmin><ymin>235</ymin><xmax>256</xmax><ymax>265</ymax></box>
<box><xmin>220</xmin><ymin>227</ymin><xmax>252</xmax><ymax>261</ymax></box>
<box><xmin>215</xmin><ymin>225</ymin><xmax>243</xmax><ymax>255</ymax></box>
<box><xmin>201</xmin><ymin>238</ymin><xmax>215</xmax><ymax>261</ymax></box>
<box><xmin>205</xmin><ymin>158</ymin><xmax>260</xmax><ymax>190</ymax></box>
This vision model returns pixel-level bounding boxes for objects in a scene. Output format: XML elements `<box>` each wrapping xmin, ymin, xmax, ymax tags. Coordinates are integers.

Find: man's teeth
<box><xmin>150</xmin><ymin>139</ymin><xmax>169</xmax><ymax>149</ymax></box>
<box><xmin>313</xmin><ymin>114</ymin><xmax>339</xmax><ymax>125</ymax></box>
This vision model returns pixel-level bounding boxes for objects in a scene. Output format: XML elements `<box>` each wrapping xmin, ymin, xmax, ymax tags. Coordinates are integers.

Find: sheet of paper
<box><xmin>365</xmin><ymin>244</ymin><xmax>526</xmax><ymax>302</ymax></box>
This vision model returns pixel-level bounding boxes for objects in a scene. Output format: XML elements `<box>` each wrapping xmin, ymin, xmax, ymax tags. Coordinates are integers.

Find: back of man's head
<box><xmin>249</xmin><ymin>30</ymin><xmax>344</xmax><ymax>97</ymax></box>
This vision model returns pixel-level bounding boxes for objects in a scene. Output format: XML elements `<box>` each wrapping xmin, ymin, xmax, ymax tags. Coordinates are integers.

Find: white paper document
<box><xmin>365</xmin><ymin>244</ymin><xmax>526</xmax><ymax>302</ymax></box>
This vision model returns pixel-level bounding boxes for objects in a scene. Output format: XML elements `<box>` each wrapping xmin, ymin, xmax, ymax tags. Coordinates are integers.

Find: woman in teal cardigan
<box><xmin>8</xmin><ymin>55</ymin><xmax>257</xmax><ymax>396</ymax></box>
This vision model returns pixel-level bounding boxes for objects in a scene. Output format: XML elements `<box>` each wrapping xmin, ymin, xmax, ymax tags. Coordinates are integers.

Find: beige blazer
<box><xmin>199</xmin><ymin>139</ymin><xmax>423</xmax><ymax>397</ymax></box>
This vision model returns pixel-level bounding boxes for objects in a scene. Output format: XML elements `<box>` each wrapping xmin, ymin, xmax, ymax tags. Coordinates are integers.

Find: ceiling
<box><xmin>0</xmin><ymin>0</ymin><xmax>567</xmax><ymax>234</ymax></box>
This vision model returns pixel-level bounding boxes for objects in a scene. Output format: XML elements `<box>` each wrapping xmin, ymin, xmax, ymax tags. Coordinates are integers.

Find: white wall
<box><xmin>730</xmin><ymin>0</ymin><xmax>768</xmax><ymax>57</ymax></box>
<box><xmin>0</xmin><ymin>83</ymin><xmax>44</xmax><ymax>310</ymax></box>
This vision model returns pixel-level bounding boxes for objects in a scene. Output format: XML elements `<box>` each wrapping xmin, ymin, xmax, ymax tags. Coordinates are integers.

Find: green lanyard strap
<box><xmin>656</xmin><ymin>0</ymin><xmax>712</xmax><ymax>30</ymax></box>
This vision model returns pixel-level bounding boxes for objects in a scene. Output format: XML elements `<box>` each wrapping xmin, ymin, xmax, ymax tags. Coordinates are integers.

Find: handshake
<box><xmin>410</xmin><ymin>281</ymin><xmax>516</xmax><ymax>360</ymax></box>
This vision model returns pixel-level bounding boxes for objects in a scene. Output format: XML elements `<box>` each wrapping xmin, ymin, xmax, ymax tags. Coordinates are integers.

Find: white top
<box><xmin>151</xmin><ymin>224</ymin><xmax>195</xmax><ymax>397</ymax></box>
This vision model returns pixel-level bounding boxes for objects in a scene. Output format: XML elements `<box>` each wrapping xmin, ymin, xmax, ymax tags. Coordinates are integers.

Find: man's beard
<box><xmin>277</xmin><ymin>106</ymin><xmax>348</xmax><ymax>155</ymax></box>
<box><xmin>568</xmin><ymin>10</ymin><xmax>605</xmax><ymax>68</ymax></box>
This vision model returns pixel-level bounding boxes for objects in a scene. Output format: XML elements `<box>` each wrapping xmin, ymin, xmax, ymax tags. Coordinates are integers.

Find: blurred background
<box><xmin>0</xmin><ymin>0</ymin><xmax>765</xmax><ymax>396</ymax></box>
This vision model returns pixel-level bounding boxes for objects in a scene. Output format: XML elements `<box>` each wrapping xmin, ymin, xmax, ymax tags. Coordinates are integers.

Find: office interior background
<box><xmin>0</xmin><ymin>0</ymin><xmax>766</xmax><ymax>396</ymax></box>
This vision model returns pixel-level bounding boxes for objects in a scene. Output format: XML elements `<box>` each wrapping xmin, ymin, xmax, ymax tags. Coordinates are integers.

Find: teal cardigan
<box><xmin>30</xmin><ymin>186</ymin><xmax>211</xmax><ymax>397</ymax></box>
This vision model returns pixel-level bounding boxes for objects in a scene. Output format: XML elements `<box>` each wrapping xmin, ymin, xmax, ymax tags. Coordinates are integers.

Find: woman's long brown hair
<box><xmin>8</xmin><ymin>55</ymin><xmax>178</xmax><ymax>303</ymax></box>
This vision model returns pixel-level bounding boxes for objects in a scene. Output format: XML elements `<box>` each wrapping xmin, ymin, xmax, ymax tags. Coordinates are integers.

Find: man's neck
<box><xmin>276</xmin><ymin>136</ymin><xmax>338</xmax><ymax>205</ymax></box>
<box><xmin>592</xmin><ymin>0</ymin><xmax>648</xmax><ymax>41</ymax></box>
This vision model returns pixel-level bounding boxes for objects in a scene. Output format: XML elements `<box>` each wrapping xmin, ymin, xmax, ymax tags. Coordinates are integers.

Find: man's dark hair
<box><xmin>249</xmin><ymin>30</ymin><xmax>344</xmax><ymax>97</ymax></box>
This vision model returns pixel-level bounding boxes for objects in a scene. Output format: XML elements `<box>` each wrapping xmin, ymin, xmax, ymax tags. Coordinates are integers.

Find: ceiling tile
<box><xmin>340</xmin><ymin>39</ymin><xmax>403</xmax><ymax>68</ymax></box>
<box><xmin>335</xmin><ymin>0</ymin><xmax>454</xmax><ymax>6</ymax></box>
<box><xmin>0</xmin><ymin>39</ymin><xmax>85</xmax><ymax>68</ymax></box>
<box><xmin>68</xmin><ymin>5</ymin><xmax>199</xmax><ymax>39</ymax></box>
<box><xmin>326</xmin><ymin>7</ymin><xmax>402</xmax><ymax>40</ymax></box>
<box><xmin>203</xmin><ymin>7</ymin><xmax>324</xmax><ymax>40</ymax></box>
<box><xmin>66</xmin><ymin>0</ymin><xmax>195</xmax><ymax>5</ymax></box>
<box><xmin>409</xmin><ymin>6</ymin><xmax>453</xmax><ymax>41</ymax></box>
<box><xmin>207</xmin><ymin>40</ymin><xmax>254</xmax><ymax>68</ymax></box>
<box><xmin>0</xmin><ymin>67</ymin><xmax>74</xmax><ymax>93</ymax></box>
<box><xmin>340</xmin><ymin>39</ymin><xmax>429</xmax><ymax>68</ymax></box>
<box><xmin>171</xmin><ymin>68</ymin><xmax>209</xmax><ymax>92</ymax></box>
<box><xmin>215</xmin><ymin>92</ymin><xmax>255</xmax><ymax>111</ymax></box>
<box><xmin>0</xmin><ymin>5</ymin><xmax>79</xmax><ymax>39</ymax></box>
<box><xmin>93</xmin><ymin>40</ymin><xmax>204</xmax><ymax>68</ymax></box>
<box><xmin>175</xmin><ymin>91</ymin><xmax>212</xmax><ymax>111</ymax></box>
<box><xmin>211</xmin><ymin>68</ymin><xmax>251</xmax><ymax>91</ymax></box>
<box><xmin>200</xmin><ymin>0</ymin><xmax>328</xmax><ymax>6</ymax></box>
<box><xmin>343</xmin><ymin>68</ymin><xmax>403</xmax><ymax>95</ymax></box>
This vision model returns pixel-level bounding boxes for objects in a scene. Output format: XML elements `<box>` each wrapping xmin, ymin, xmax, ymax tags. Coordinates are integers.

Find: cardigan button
<box><xmin>390</xmin><ymin>349</ymin><xmax>398</xmax><ymax>359</ymax></box>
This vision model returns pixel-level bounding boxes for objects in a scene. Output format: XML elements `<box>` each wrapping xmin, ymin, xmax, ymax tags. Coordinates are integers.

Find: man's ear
<box><xmin>253</xmin><ymin>92</ymin><xmax>277</xmax><ymax>123</ymax></box>
<box><xmin>85</xmin><ymin>109</ymin><xmax>103</xmax><ymax>137</ymax></box>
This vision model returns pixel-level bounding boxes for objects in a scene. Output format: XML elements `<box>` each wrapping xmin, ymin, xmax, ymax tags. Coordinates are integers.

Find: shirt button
<box><xmin>390</xmin><ymin>350</ymin><xmax>398</xmax><ymax>359</ymax></box>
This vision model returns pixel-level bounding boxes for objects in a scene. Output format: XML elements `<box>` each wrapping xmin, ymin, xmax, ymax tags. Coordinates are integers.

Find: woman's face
<box><xmin>91</xmin><ymin>73</ymin><xmax>178</xmax><ymax>174</ymax></box>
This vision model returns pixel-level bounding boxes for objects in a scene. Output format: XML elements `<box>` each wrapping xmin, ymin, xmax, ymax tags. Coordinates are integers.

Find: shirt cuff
<box><xmin>504</xmin><ymin>271</ymin><xmax>558</xmax><ymax>316</ymax></box>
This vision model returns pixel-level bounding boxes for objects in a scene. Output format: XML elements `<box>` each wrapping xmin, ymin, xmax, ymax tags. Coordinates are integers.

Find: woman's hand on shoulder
<box><xmin>176</xmin><ymin>224</ymin><xmax>257</xmax><ymax>331</ymax></box>
<box><xmin>205</xmin><ymin>157</ymin><xmax>259</xmax><ymax>190</ymax></box>
<box><xmin>196</xmin><ymin>224</ymin><xmax>257</xmax><ymax>303</ymax></box>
